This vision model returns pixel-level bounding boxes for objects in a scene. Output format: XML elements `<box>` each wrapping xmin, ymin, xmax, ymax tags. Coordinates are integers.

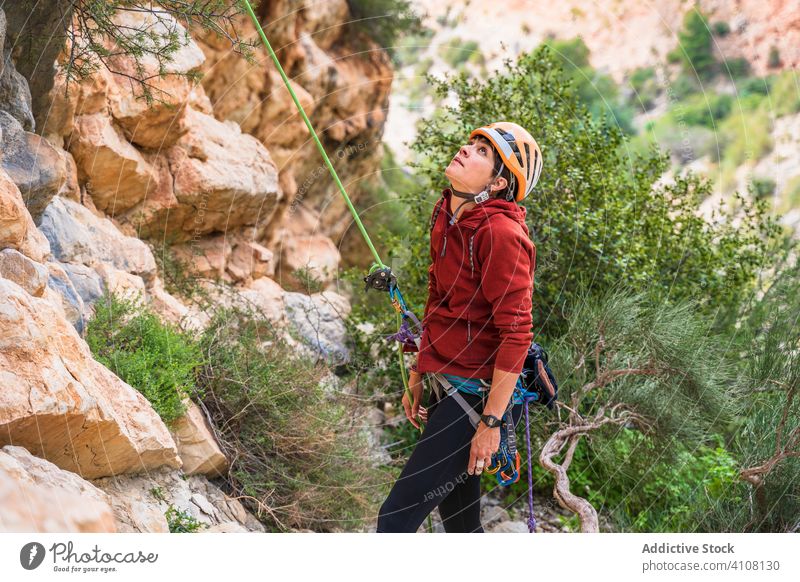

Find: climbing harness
<box><xmin>239</xmin><ymin>0</ymin><xmax>556</xmax><ymax>534</ymax></box>
<box><xmin>428</xmin><ymin>343</ymin><xmax>558</xmax><ymax>533</ymax></box>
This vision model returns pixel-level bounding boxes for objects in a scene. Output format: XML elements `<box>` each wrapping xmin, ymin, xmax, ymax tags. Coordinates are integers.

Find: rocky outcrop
<box><xmin>39</xmin><ymin>196</ymin><xmax>157</xmax><ymax>284</ymax></box>
<box><xmin>0</xmin><ymin>249</ymin><xmax>48</xmax><ymax>297</ymax></box>
<box><xmin>169</xmin><ymin>402</ymin><xmax>228</xmax><ymax>478</ymax></box>
<box><xmin>91</xmin><ymin>467</ymin><xmax>265</xmax><ymax>533</ymax></box>
<box><xmin>196</xmin><ymin>0</ymin><xmax>393</xmax><ymax>249</ymax></box>
<box><xmin>0</xmin><ymin>111</ymin><xmax>66</xmax><ymax>221</ymax></box>
<box><xmin>284</xmin><ymin>290</ymin><xmax>352</xmax><ymax>366</ymax></box>
<box><xmin>0</xmin><ymin>277</ymin><xmax>182</xmax><ymax>479</ymax></box>
<box><xmin>0</xmin><ymin>169</ymin><xmax>51</xmax><ymax>263</ymax></box>
<box><xmin>0</xmin><ymin>1</ymin><xmax>388</xmax><ymax>534</ymax></box>
<box><xmin>0</xmin><ymin>445</ymin><xmax>116</xmax><ymax>533</ymax></box>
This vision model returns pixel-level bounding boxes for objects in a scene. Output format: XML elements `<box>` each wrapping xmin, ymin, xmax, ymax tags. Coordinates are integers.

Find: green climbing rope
<box><xmin>240</xmin><ymin>0</ymin><xmax>385</xmax><ymax>270</ymax></box>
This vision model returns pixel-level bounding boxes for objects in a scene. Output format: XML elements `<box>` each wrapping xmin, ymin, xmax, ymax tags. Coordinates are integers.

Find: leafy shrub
<box><xmin>670</xmin><ymin>9</ymin><xmax>716</xmax><ymax>81</ymax></box>
<box><xmin>438</xmin><ymin>37</ymin><xmax>483</xmax><ymax>69</ymax></box>
<box><xmin>195</xmin><ymin>306</ymin><xmax>388</xmax><ymax>532</ymax></box>
<box><xmin>723</xmin><ymin>57</ymin><xmax>751</xmax><ymax>80</ymax></box>
<box><xmin>346</xmin><ymin>0</ymin><xmax>423</xmax><ymax>65</ymax></box>
<box><xmin>627</xmin><ymin>66</ymin><xmax>660</xmax><ymax>110</ymax></box>
<box><xmin>751</xmin><ymin>176</ymin><xmax>777</xmax><ymax>200</ymax></box>
<box><xmin>736</xmin><ymin>76</ymin><xmax>773</xmax><ymax>98</ymax></box>
<box><xmin>783</xmin><ymin>176</ymin><xmax>800</xmax><ymax>211</ymax></box>
<box><xmin>678</xmin><ymin>93</ymin><xmax>733</xmax><ymax>128</ymax></box>
<box><xmin>87</xmin><ymin>292</ymin><xmax>203</xmax><ymax>425</ymax></box>
<box><xmin>772</xmin><ymin>70</ymin><xmax>800</xmax><ymax>116</ymax></box>
<box><xmin>719</xmin><ymin>107</ymin><xmax>773</xmax><ymax>187</ymax></box>
<box><xmin>669</xmin><ymin>73</ymin><xmax>701</xmax><ymax>99</ymax></box>
<box><xmin>394</xmin><ymin>28</ymin><xmax>435</xmax><ymax>65</ymax></box>
<box><xmin>586</xmin><ymin>431</ymin><xmax>743</xmax><ymax>532</ymax></box>
<box><xmin>165</xmin><ymin>505</ymin><xmax>205</xmax><ymax>533</ymax></box>
<box><xmin>712</xmin><ymin>21</ymin><xmax>730</xmax><ymax>36</ymax></box>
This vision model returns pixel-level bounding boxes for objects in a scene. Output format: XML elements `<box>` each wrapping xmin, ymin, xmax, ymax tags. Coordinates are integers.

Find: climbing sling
<box><xmin>240</xmin><ymin>0</ymin><xmax>557</xmax><ymax>533</ymax></box>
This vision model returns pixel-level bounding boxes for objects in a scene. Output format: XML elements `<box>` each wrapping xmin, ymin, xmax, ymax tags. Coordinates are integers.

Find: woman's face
<box><xmin>445</xmin><ymin>135</ymin><xmax>507</xmax><ymax>194</ymax></box>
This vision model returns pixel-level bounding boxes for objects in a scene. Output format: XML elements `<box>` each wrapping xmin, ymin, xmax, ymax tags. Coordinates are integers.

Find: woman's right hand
<box><xmin>402</xmin><ymin>370</ymin><xmax>427</xmax><ymax>429</ymax></box>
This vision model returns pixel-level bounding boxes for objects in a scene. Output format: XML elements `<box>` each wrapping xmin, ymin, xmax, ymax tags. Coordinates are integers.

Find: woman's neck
<box><xmin>448</xmin><ymin>196</ymin><xmax>475</xmax><ymax>222</ymax></box>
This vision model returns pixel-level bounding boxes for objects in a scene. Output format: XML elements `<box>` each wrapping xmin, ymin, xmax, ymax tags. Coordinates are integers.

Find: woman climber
<box><xmin>376</xmin><ymin>122</ymin><xmax>543</xmax><ymax>533</ymax></box>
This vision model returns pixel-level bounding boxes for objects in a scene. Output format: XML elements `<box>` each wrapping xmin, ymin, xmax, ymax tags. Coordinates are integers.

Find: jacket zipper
<box><xmin>467</xmin><ymin>318</ymin><xmax>471</xmax><ymax>342</ymax></box>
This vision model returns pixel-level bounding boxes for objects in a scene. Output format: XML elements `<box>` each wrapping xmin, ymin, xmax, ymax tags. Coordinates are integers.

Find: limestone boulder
<box><xmin>172</xmin><ymin>235</ymin><xmax>232</xmax><ymax>280</ymax></box>
<box><xmin>67</xmin><ymin>113</ymin><xmax>160</xmax><ymax>214</ymax></box>
<box><xmin>0</xmin><ymin>168</ymin><xmax>50</xmax><ymax>262</ymax></box>
<box><xmin>39</xmin><ymin>196</ymin><xmax>157</xmax><ymax>284</ymax></box>
<box><xmin>0</xmin><ymin>248</ymin><xmax>48</xmax><ymax>297</ymax></box>
<box><xmin>0</xmin><ymin>111</ymin><xmax>66</xmax><ymax>221</ymax></box>
<box><xmin>0</xmin><ymin>278</ymin><xmax>181</xmax><ymax>479</ymax></box>
<box><xmin>238</xmin><ymin>276</ymin><xmax>286</xmax><ymax>324</ymax></box>
<box><xmin>170</xmin><ymin>402</ymin><xmax>228</xmax><ymax>478</ymax></box>
<box><xmin>59</xmin><ymin>262</ymin><xmax>104</xmax><ymax>309</ymax></box>
<box><xmin>284</xmin><ymin>290</ymin><xmax>352</xmax><ymax>365</ymax></box>
<box><xmin>0</xmin><ymin>45</ymin><xmax>35</xmax><ymax>131</ymax></box>
<box><xmin>277</xmin><ymin>231</ymin><xmax>341</xmax><ymax>285</ymax></box>
<box><xmin>166</xmin><ymin>107</ymin><xmax>282</xmax><ymax>238</ymax></box>
<box><xmin>91</xmin><ymin>468</ymin><xmax>265</xmax><ymax>533</ymax></box>
<box><xmin>45</xmin><ymin>261</ymin><xmax>87</xmax><ymax>335</ymax></box>
<box><xmin>0</xmin><ymin>445</ymin><xmax>116</xmax><ymax>533</ymax></box>
<box><xmin>226</xmin><ymin>235</ymin><xmax>275</xmax><ymax>284</ymax></box>
<box><xmin>105</xmin><ymin>10</ymin><xmax>205</xmax><ymax>149</ymax></box>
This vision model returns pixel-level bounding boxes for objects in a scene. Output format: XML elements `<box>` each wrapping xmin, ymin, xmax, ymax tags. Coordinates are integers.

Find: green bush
<box><xmin>768</xmin><ymin>46</ymin><xmax>781</xmax><ymax>68</ymax></box>
<box><xmin>165</xmin><ymin>505</ymin><xmax>206</xmax><ymax>533</ymax></box>
<box><xmin>723</xmin><ymin>57</ymin><xmax>751</xmax><ymax>80</ymax></box>
<box><xmin>751</xmin><ymin>176</ymin><xmax>777</xmax><ymax>200</ymax></box>
<box><xmin>195</xmin><ymin>306</ymin><xmax>388</xmax><ymax>532</ymax></box>
<box><xmin>712</xmin><ymin>21</ymin><xmax>731</xmax><ymax>36</ymax></box>
<box><xmin>87</xmin><ymin>292</ymin><xmax>203</xmax><ymax>425</ymax></box>
<box><xmin>438</xmin><ymin>37</ymin><xmax>483</xmax><ymax>69</ymax></box>
<box><xmin>586</xmin><ymin>431</ymin><xmax>743</xmax><ymax>532</ymax></box>
<box><xmin>393</xmin><ymin>28</ymin><xmax>435</xmax><ymax>65</ymax></box>
<box><xmin>346</xmin><ymin>0</ymin><xmax>423</xmax><ymax>65</ymax></box>
<box><xmin>779</xmin><ymin>175</ymin><xmax>800</xmax><ymax>212</ymax></box>
<box><xmin>672</xmin><ymin>9</ymin><xmax>716</xmax><ymax>81</ymax></box>
<box><xmin>543</xmin><ymin>38</ymin><xmax>636</xmax><ymax>134</ymax></box>
<box><xmin>736</xmin><ymin>76</ymin><xmax>773</xmax><ymax>98</ymax></box>
<box><xmin>399</xmin><ymin>46</ymin><xmax>779</xmax><ymax>335</ymax></box>
<box><xmin>669</xmin><ymin>73</ymin><xmax>701</xmax><ymax>99</ymax></box>
<box><xmin>627</xmin><ymin>66</ymin><xmax>660</xmax><ymax>110</ymax></box>
<box><xmin>719</xmin><ymin>106</ymin><xmax>773</xmax><ymax>187</ymax></box>
<box><xmin>772</xmin><ymin>70</ymin><xmax>800</xmax><ymax>116</ymax></box>
<box><xmin>677</xmin><ymin>92</ymin><xmax>733</xmax><ymax>128</ymax></box>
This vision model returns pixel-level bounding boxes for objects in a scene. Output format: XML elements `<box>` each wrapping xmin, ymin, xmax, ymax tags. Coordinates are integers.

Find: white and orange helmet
<box><xmin>469</xmin><ymin>121</ymin><xmax>543</xmax><ymax>202</ymax></box>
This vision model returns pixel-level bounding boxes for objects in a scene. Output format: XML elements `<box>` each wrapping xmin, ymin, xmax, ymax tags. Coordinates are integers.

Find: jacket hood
<box><xmin>440</xmin><ymin>187</ymin><xmax>528</xmax><ymax>230</ymax></box>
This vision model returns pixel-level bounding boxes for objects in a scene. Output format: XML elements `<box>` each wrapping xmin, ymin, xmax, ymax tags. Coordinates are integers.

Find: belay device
<box><xmin>239</xmin><ymin>0</ymin><xmax>557</xmax><ymax>534</ymax></box>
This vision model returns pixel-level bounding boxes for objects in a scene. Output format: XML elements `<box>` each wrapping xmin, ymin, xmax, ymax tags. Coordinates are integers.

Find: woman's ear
<box><xmin>491</xmin><ymin>176</ymin><xmax>508</xmax><ymax>193</ymax></box>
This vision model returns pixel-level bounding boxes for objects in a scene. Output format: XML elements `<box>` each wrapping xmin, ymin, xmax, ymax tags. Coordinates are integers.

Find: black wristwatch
<box><xmin>479</xmin><ymin>414</ymin><xmax>502</xmax><ymax>428</ymax></box>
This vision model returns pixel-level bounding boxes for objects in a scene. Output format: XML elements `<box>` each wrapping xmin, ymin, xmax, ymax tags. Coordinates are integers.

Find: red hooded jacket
<box><xmin>406</xmin><ymin>188</ymin><xmax>536</xmax><ymax>378</ymax></box>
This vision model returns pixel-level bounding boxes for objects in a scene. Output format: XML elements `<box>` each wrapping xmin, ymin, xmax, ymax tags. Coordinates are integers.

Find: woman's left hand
<box><xmin>467</xmin><ymin>424</ymin><xmax>500</xmax><ymax>475</ymax></box>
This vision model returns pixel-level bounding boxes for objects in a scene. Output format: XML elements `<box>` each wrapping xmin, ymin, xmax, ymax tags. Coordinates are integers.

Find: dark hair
<box><xmin>490</xmin><ymin>146</ymin><xmax>516</xmax><ymax>201</ymax></box>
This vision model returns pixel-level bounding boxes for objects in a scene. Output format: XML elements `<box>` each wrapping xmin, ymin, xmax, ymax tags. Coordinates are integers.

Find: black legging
<box><xmin>376</xmin><ymin>387</ymin><xmax>523</xmax><ymax>533</ymax></box>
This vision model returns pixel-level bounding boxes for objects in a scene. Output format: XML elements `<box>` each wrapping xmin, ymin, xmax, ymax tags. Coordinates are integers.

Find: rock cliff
<box><xmin>0</xmin><ymin>1</ymin><xmax>390</xmax><ymax>533</ymax></box>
